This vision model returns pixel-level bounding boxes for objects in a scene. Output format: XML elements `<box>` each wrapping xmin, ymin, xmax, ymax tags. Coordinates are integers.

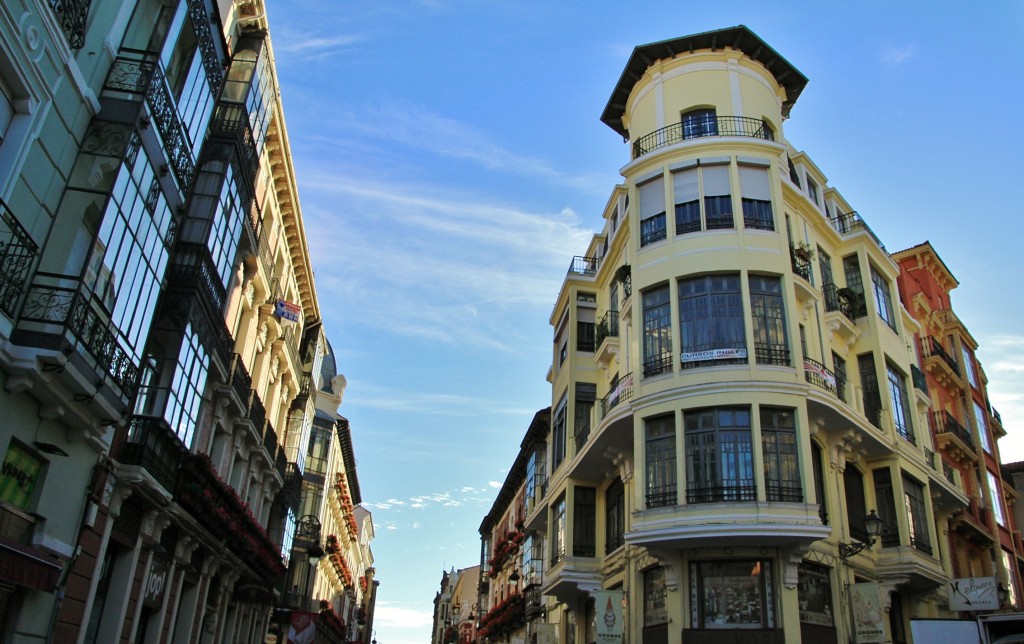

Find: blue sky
<box><xmin>263</xmin><ymin>2</ymin><xmax>1024</xmax><ymax>642</ymax></box>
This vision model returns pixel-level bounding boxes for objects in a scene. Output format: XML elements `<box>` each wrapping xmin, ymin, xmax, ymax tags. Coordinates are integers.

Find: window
<box><xmin>702</xmin><ymin>165</ymin><xmax>733</xmax><ymax>230</ymax></box>
<box><xmin>761</xmin><ymin>407</ymin><xmax>801</xmax><ymax>501</ymax></box>
<box><xmin>673</xmin><ymin>167</ymin><xmax>701</xmax><ymax>234</ymax></box>
<box><xmin>642</xmin><ymin>285</ymin><xmax>673</xmax><ymax>376</ymax></box>
<box><xmin>750</xmin><ymin>275</ymin><xmax>790</xmax><ymax>366</ymax></box>
<box><xmin>573</xmin><ymin>487</ymin><xmax>595</xmax><ymax>557</ymax></box>
<box><xmin>691</xmin><ymin>560</ymin><xmax>774</xmax><ymax>628</ymax></box>
<box><xmin>873</xmin><ymin>468</ymin><xmax>900</xmax><ymax>548</ymax></box>
<box><xmin>605</xmin><ymin>478</ymin><xmax>625</xmax><ymax>553</ymax></box>
<box><xmin>988</xmin><ymin>470</ymin><xmax>1007</xmax><ymax>527</ymax></box>
<box><xmin>551</xmin><ymin>496</ymin><xmax>566</xmax><ymax>565</ymax></box>
<box><xmin>973</xmin><ymin>401</ymin><xmax>992</xmax><ymax>453</ymax></box>
<box><xmin>903</xmin><ymin>474</ymin><xmax>931</xmax><ymax>554</ymax></box>
<box><xmin>962</xmin><ymin>344</ymin><xmax>979</xmax><ymax>389</ymax></box>
<box><xmin>576</xmin><ymin>319</ymin><xmax>596</xmax><ymax>351</ymax></box>
<box><xmin>870</xmin><ymin>265</ymin><xmax>896</xmax><ymax>329</ymax></box>
<box><xmin>886</xmin><ymin>362</ymin><xmax>914</xmax><ymax>443</ymax></box>
<box><xmin>806</xmin><ymin>177</ymin><xmax>819</xmax><ymax>205</ymax></box>
<box><xmin>811</xmin><ymin>442</ymin><xmax>828</xmax><ymax>524</ymax></box>
<box><xmin>644</xmin><ymin>568</ymin><xmax>668</xmax><ymax>626</ymax></box>
<box><xmin>552</xmin><ymin>395</ymin><xmax>567</xmax><ymax>469</ymax></box>
<box><xmin>739</xmin><ymin>165</ymin><xmax>773</xmax><ymax>230</ymax></box>
<box><xmin>645</xmin><ymin>416</ymin><xmax>677</xmax><ymax>507</ymax></box>
<box><xmin>525</xmin><ymin>445</ymin><xmax>547</xmax><ymax>513</ymax></box>
<box><xmin>685</xmin><ymin>407</ymin><xmax>754</xmax><ymax>503</ymax></box>
<box><xmin>639</xmin><ymin>176</ymin><xmax>666</xmax><ymax>246</ymax></box>
<box><xmin>682</xmin><ymin>108</ymin><xmax>718</xmax><ymax>139</ymax></box>
<box><xmin>832</xmin><ymin>351</ymin><xmax>847</xmax><ymax>403</ymax></box>
<box><xmin>574</xmin><ymin>383</ymin><xmax>595</xmax><ymax>452</ymax></box>
<box><xmin>678</xmin><ymin>274</ymin><xmax>746</xmax><ymax>368</ymax></box>
<box><xmin>844</xmin><ymin>467</ymin><xmax>867</xmax><ymax>542</ymax></box>
<box><xmin>843</xmin><ymin>255</ymin><xmax>867</xmax><ymax>318</ymax></box>
<box><xmin>305</xmin><ymin>424</ymin><xmax>331</xmax><ymax>477</ymax></box>
<box><xmin>858</xmin><ymin>353</ymin><xmax>882</xmax><ymax>428</ymax></box>
<box><xmin>798</xmin><ymin>563</ymin><xmax>834</xmax><ymax>627</ymax></box>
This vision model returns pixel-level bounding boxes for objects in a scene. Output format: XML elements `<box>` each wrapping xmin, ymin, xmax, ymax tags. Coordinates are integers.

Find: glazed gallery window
<box><xmin>685</xmin><ymin>407</ymin><xmax>755</xmax><ymax>503</ymax></box>
<box><xmin>974</xmin><ymin>400</ymin><xmax>992</xmax><ymax>453</ymax></box>
<box><xmin>672</xmin><ymin>163</ymin><xmax>733</xmax><ymax>234</ymax></box>
<box><xmin>870</xmin><ymin>265</ymin><xmax>896</xmax><ymax>330</ymax></box>
<box><xmin>645</xmin><ymin>567</ymin><xmax>669</xmax><ymax>626</ymax></box>
<box><xmin>761</xmin><ymin>407</ymin><xmax>801</xmax><ymax>502</ymax></box>
<box><xmin>551</xmin><ymin>495</ymin><xmax>566</xmax><ymax>564</ymax></box>
<box><xmin>639</xmin><ymin>176</ymin><xmax>666</xmax><ymax>246</ymax></box>
<box><xmin>750</xmin><ymin>275</ymin><xmax>790</xmax><ymax>366</ymax></box>
<box><xmin>552</xmin><ymin>394</ymin><xmax>567</xmax><ymax>469</ymax></box>
<box><xmin>739</xmin><ymin>165</ymin><xmax>774</xmax><ymax>230</ymax></box>
<box><xmin>678</xmin><ymin>274</ymin><xmax>746</xmax><ymax>368</ymax></box>
<box><xmin>642</xmin><ymin>285</ymin><xmax>673</xmax><ymax>376</ymax></box>
<box><xmin>573</xmin><ymin>487</ymin><xmax>596</xmax><ymax>557</ymax></box>
<box><xmin>605</xmin><ymin>478</ymin><xmax>625</xmax><ymax>553</ymax></box>
<box><xmin>962</xmin><ymin>344</ymin><xmax>979</xmax><ymax>389</ymax></box>
<box><xmin>903</xmin><ymin>474</ymin><xmax>932</xmax><ymax>554</ymax></box>
<box><xmin>691</xmin><ymin>560</ymin><xmax>775</xmax><ymax>629</ymax></box>
<box><xmin>988</xmin><ymin>470</ymin><xmax>1007</xmax><ymax>527</ymax></box>
<box><xmin>645</xmin><ymin>416</ymin><xmax>677</xmax><ymax>508</ymax></box>
<box><xmin>886</xmin><ymin>362</ymin><xmax>915</xmax><ymax>443</ymax></box>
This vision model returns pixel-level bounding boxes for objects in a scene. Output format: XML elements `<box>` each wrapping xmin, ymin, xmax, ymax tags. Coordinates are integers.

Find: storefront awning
<box><xmin>0</xmin><ymin>538</ymin><xmax>62</xmax><ymax>593</ymax></box>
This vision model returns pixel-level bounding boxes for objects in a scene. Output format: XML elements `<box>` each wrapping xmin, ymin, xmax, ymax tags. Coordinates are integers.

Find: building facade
<box><xmin>0</xmin><ymin>0</ymin><xmax>360</xmax><ymax>642</ymax></box>
<box><xmin>477</xmin><ymin>26</ymin><xmax>1018</xmax><ymax>644</ymax></box>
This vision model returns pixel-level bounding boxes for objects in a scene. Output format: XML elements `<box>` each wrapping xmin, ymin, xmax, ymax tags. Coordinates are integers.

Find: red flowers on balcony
<box><xmin>176</xmin><ymin>453</ymin><xmax>286</xmax><ymax>581</ymax></box>
<box><xmin>488</xmin><ymin>525</ymin><xmax>525</xmax><ymax>576</ymax></box>
<box><xmin>477</xmin><ymin>593</ymin><xmax>525</xmax><ymax>639</ymax></box>
<box><xmin>334</xmin><ymin>472</ymin><xmax>359</xmax><ymax>541</ymax></box>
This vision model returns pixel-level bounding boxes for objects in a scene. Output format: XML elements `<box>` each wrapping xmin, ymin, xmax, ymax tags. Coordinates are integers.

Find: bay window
<box><xmin>645</xmin><ymin>416</ymin><xmax>677</xmax><ymax>508</ymax></box>
<box><xmin>678</xmin><ymin>274</ymin><xmax>746</xmax><ymax>369</ymax></box>
<box><xmin>886</xmin><ymin>362</ymin><xmax>914</xmax><ymax>443</ymax></box>
<box><xmin>685</xmin><ymin>407</ymin><xmax>754</xmax><ymax>503</ymax></box>
<box><xmin>750</xmin><ymin>275</ymin><xmax>789</xmax><ymax>366</ymax></box>
<box><xmin>903</xmin><ymin>474</ymin><xmax>932</xmax><ymax>553</ymax></box>
<box><xmin>761</xmin><ymin>407</ymin><xmax>801</xmax><ymax>501</ymax></box>
<box><xmin>639</xmin><ymin>176</ymin><xmax>666</xmax><ymax>246</ymax></box>
<box><xmin>642</xmin><ymin>285</ymin><xmax>673</xmax><ymax>376</ymax></box>
<box><xmin>870</xmin><ymin>264</ymin><xmax>896</xmax><ymax>329</ymax></box>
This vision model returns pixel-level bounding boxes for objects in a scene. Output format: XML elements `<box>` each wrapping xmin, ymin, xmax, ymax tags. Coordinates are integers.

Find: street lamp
<box><xmin>839</xmin><ymin>510</ymin><xmax>885</xmax><ymax>559</ymax></box>
<box><xmin>296</xmin><ymin>515</ymin><xmax>324</xmax><ymax>604</ymax></box>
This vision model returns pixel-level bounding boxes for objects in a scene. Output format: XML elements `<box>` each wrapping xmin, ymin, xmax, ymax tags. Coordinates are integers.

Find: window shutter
<box><xmin>638</xmin><ymin>176</ymin><xmax>664</xmax><ymax>219</ymax></box>
<box><xmin>701</xmin><ymin>165</ymin><xmax>730</xmax><ymax>197</ymax></box>
<box><xmin>739</xmin><ymin>166</ymin><xmax>771</xmax><ymax>200</ymax></box>
<box><xmin>672</xmin><ymin>168</ymin><xmax>698</xmax><ymax>204</ymax></box>
<box><xmin>575</xmin><ymin>383</ymin><xmax>596</xmax><ymax>402</ymax></box>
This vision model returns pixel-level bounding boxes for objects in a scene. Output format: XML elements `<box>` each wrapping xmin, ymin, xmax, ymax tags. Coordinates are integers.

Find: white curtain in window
<box><xmin>638</xmin><ymin>176</ymin><xmax>665</xmax><ymax>218</ymax></box>
<box><xmin>701</xmin><ymin>165</ymin><xmax>730</xmax><ymax>197</ymax></box>
<box><xmin>739</xmin><ymin>166</ymin><xmax>771</xmax><ymax>200</ymax></box>
<box><xmin>672</xmin><ymin>168</ymin><xmax>699</xmax><ymax>204</ymax></box>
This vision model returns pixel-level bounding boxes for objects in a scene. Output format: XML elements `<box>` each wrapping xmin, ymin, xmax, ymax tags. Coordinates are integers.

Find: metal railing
<box><xmin>643</xmin><ymin>354</ymin><xmax>673</xmax><ymax>377</ymax></box>
<box><xmin>185</xmin><ymin>0</ymin><xmax>224</xmax><ymax>94</ymax></box>
<box><xmin>632</xmin><ymin>116</ymin><xmax>773</xmax><ymax>158</ymax></box>
<box><xmin>829</xmin><ymin>211</ymin><xmax>886</xmax><ymax>252</ymax></box>
<box><xmin>789</xmin><ymin>247</ymin><xmax>812</xmax><ymax>282</ymax></box>
<box><xmin>646</xmin><ymin>486</ymin><xmax>677</xmax><ymax>508</ymax></box>
<box><xmin>920</xmin><ymin>336</ymin><xmax>961</xmax><ymax>377</ymax></box>
<box><xmin>146</xmin><ymin>64</ymin><xmax>196</xmax><ymax>193</ymax></box>
<box><xmin>755</xmin><ymin>343</ymin><xmax>790</xmax><ymax>366</ymax></box>
<box><xmin>0</xmin><ymin>200</ymin><xmax>39</xmax><ymax>318</ymax></box>
<box><xmin>568</xmin><ymin>256</ymin><xmax>599</xmax><ymax>277</ymax></box>
<box><xmin>247</xmin><ymin>389</ymin><xmax>267</xmax><ymax>434</ymax></box>
<box><xmin>17</xmin><ymin>272</ymin><xmax>139</xmax><ymax>397</ymax></box>
<box><xmin>167</xmin><ymin>242</ymin><xmax>227</xmax><ymax>315</ymax></box>
<box><xmin>121</xmin><ymin>415</ymin><xmax>187</xmax><ymax>492</ymax></box>
<box><xmin>931</xmin><ymin>410</ymin><xmax>974</xmax><ymax>448</ymax></box>
<box><xmin>600</xmin><ymin>373</ymin><xmax>633</xmax><ymax>417</ymax></box>
<box><xmin>210</xmin><ymin>103</ymin><xmax>259</xmax><ymax>187</ymax></box>
<box><xmin>822</xmin><ymin>283</ymin><xmax>856</xmax><ymax>321</ymax></box>
<box><xmin>766</xmin><ymin>484</ymin><xmax>803</xmax><ymax>502</ymax></box>
<box><xmin>596</xmin><ymin>310</ymin><xmax>619</xmax><ymax>348</ymax></box>
<box><xmin>911</xmin><ymin>364</ymin><xmax>929</xmax><ymax>395</ymax></box>
<box><xmin>687</xmin><ymin>483</ymin><xmax>757</xmax><ymax>504</ymax></box>
<box><xmin>804</xmin><ymin>357</ymin><xmax>838</xmax><ymax>397</ymax></box>
<box><xmin>225</xmin><ymin>353</ymin><xmax>252</xmax><ymax>403</ymax></box>
<box><xmin>47</xmin><ymin>0</ymin><xmax>89</xmax><ymax>48</ymax></box>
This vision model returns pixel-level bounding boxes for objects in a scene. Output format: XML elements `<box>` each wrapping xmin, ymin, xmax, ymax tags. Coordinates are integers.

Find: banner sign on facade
<box><xmin>275</xmin><ymin>299</ymin><xmax>301</xmax><ymax>323</ymax></box>
<box><xmin>948</xmin><ymin>576</ymin><xmax>999</xmax><ymax>611</ymax></box>
<box><xmin>849</xmin><ymin>582</ymin><xmax>886</xmax><ymax>643</ymax></box>
<box><xmin>0</xmin><ymin>441</ymin><xmax>43</xmax><ymax>510</ymax></box>
<box><xmin>681</xmin><ymin>347</ymin><xmax>747</xmax><ymax>363</ymax></box>
<box><xmin>594</xmin><ymin>590</ymin><xmax>624</xmax><ymax>644</ymax></box>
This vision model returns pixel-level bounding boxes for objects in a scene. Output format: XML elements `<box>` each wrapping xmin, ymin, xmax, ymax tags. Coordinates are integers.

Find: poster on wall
<box><xmin>948</xmin><ymin>577</ymin><xmax>999</xmax><ymax>611</ymax></box>
<box><xmin>798</xmin><ymin>564</ymin><xmax>834</xmax><ymax>626</ymax></box>
<box><xmin>849</xmin><ymin>582</ymin><xmax>886</xmax><ymax>643</ymax></box>
<box><xmin>594</xmin><ymin>590</ymin><xmax>624</xmax><ymax>644</ymax></box>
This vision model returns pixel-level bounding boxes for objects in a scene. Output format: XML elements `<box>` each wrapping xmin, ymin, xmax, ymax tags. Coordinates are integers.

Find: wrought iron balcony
<box><xmin>920</xmin><ymin>336</ymin><xmax>961</xmax><ymax>377</ymax></box>
<box><xmin>766</xmin><ymin>484</ymin><xmax>803</xmax><ymax>502</ymax></box>
<box><xmin>185</xmin><ymin>0</ymin><xmax>224</xmax><ymax>94</ymax></box>
<box><xmin>210</xmin><ymin>103</ymin><xmax>259</xmax><ymax>188</ymax></box>
<box><xmin>911</xmin><ymin>364</ymin><xmax>929</xmax><ymax>395</ymax></box>
<box><xmin>0</xmin><ymin>200</ymin><xmax>39</xmax><ymax>318</ymax></box>
<box><xmin>167</xmin><ymin>243</ymin><xmax>227</xmax><ymax>316</ymax></box>
<box><xmin>120</xmin><ymin>415</ymin><xmax>187</xmax><ymax>492</ymax></box>
<box><xmin>263</xmin><ymin>419</ymin><xmax>278</xmax><ymax>457</ymax></box>
<box><xmin>822</xmin><ymin>283</ymin><xmax>856</xmax><ymax>321</ymax></box>
<box><xmin>278</xmin><ymin>460</ymin><xmax>302</xmax><ymax>509</ymax></box>
<box><xmin>686</xmin><ymin>483</ymin><xmax>757</xmax><ymax>504</ymax></box>
<box><xmin>247</xmin><ymin>388</ymin><xmax>267</xmax><ymax>433</ymax></box>
<box><xmin>225</xmin><ymin>353</ymin><xmax>253</xmax><ymax>405</ymax></box>
<box><xmin>595</xmin><ymin>310</ymin><xmax>619</xmax><ymax>347</ymax></box>
<box><xmin>632</xmin><ymin>116</ymin><xmax>773</xmax><ymax>159</ymax></box>
<box><xmin>257</xmin><ymin>226</ymin><xmax>275</xmax><ymax>281</ymax></box>
<box><xmin>600</xmin><ymin>373</ymin><xmax>633</xmax><ymax>417</ymax></box>
<box><xmin>568</xmin><ymin>256</ymin><xmax>599</xmax><ymax>277</ymax></box>
<box><xmin>789</xmin><ymin>246</ymin><xmax>812</xmax><ymax>282</ymax></box>
<box><xmin>646</xmin><ymin>485</ymin><xmax>677</xmax><ymax>508</ymax></box>
<box><xmin>15</xmin><ymin>272</ymin><xmax>139</xmax><ymax>398</ymax></box>
<box><xmin>931</xmin><ymin>410</ymin><xmax>974</xmax><ymax>449</ymax></box>
<box><xmin>47</xmin><ymin>0</ymin><xmax>89</xmax><ymax>48</ymax></box>
<box><xmin>829</xmin><ymin>211</ymin><xmax>886</xmax><ymax>251</ymax></box>
<box><xmin>755</xmin><ymin>343</ymin><xmax>790</xmax><ymax>366</ymax></box>
<box><xmin>804</xmin><ymin>357</ymin><xmax>838</xmax><ymax>397</ymax></box>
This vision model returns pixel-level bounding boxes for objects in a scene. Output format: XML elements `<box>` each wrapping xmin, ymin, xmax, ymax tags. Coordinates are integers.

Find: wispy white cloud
<box><xmin>881</xmin><ymin>45</ymin><xmax>916</xmax><ymax>66</ymax></box>
<box><xmin>274</xmin><ymin>34</ymin><xmax>366</xmax><ymax>59</ymax></box>
<box><xmin>488</xmin><ymin>481</ymin><xmax>501</xmax><ymax>488</ymax></box>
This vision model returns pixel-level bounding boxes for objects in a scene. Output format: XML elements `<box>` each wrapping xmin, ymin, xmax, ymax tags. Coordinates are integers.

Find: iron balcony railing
<box><xmin>687</xmin><ymin>483</ymin><xmax>757</xmax><ymax>504</ymax></box>
<box><xmin>210</xmin><ymin>102</ymin><xmax>259</xmax><ymax>189</ymax></box>
<box><xmin>920</xmin><ymin>336</ymin><xmax>961</xmax><ymax>377</ymax></box>
<box><xmin>226</xmin><ymin>353</ymin><xmax>253</xmax><ymax>405</ymax></box>
<box><xmin>822</xmin><ymin>283</ymin><xmax>856</xmax><ymax>321</ymax></box>
<box><xmin>263</xmin><ymin>418</ymin><xmax>278</xmax><ymax>457</ymax></box>
<box><xmin>16</xmin><ymin>272</ymin><xmax>139</xmax><ymax>397</ymax></box>
<box><xmin>804</xmin><ymin>357</ymin><xmax>838</xmax><ymax>397</ymax></box>
<box><xmin>257</xmin><ymin>228</ymin><xmax>275</xmax><ymax>282</ymax></box>
<box><xmin>755</xmin><ymin>343</ymin><xmax>790</xmax><ymax>367</ymax></box>
<box><xmin>167</xmin><ymin>242</ymin><xmax>227</xmax><ymax>316</ymax></box>
<box><xmin>47</xmin><ymin>0</ymin><xmax>89</xmax><ymax>48</ymax></box>
<box><xmin>789</xmin><ymin>247</ymin><xmax>812</xmax><ymax>282</ymax></box>
<box><xmin>646</xmin><ymin>485</ymin><xmax>677</xmax><ymax>508</ymax></box>
<box><xmin>247</xmin><ymin>388</ymin><xmax>267</xmax><ymax>434</ymax></box>
<box><xmin>568</xmin><ymin>255</ymin><xmax>599</xmax><ymax>277</ymax></box>
<box><xmin>185</xmin><ymin>0</ymin><xmax>224</xmax><ymax>94</ymax></box>
<box><xmin>600</xmin><ymin>373</ymin><xmax>633</xmax><ymax>417</ymax></box>
<box><xmin>595</xmin><ymin>310</ymin><xmax>619</xmax><ymax>347</ymax></box>
<box><xmin>829</xmin><ymin>211</ymin><xmax>886</xmax><ymax>252</ymax></box>
<box><xmin>643</xmin><ymin>353</ymin><xmax>673</xmax><ymax>377</ymax></box>
<box><xmin>861</xmin><ymin>383</ymin><xmax>883</xmax><ymax>429</ymax></box>
<box><xmin>0</xmin><ymin>200</ymin><xmax>39</xmax><ymax>318</ymax></box>
<box><xmin>275</xmin><ymin>450</ymin><xmax>288</xmax><ymax>481</ymax></box>
<box><xmin>766</xmin><ymin>483</ymin><xmax>803</xmax><ymax>502</ymax></box>
<box><xmin>931</xmin><ymin>410</ymin><xmax>974</xmax><ymax>449</ymax></box>
<box><xmin>943</xmin><ymin>461</ymin><xmax>957</xmax><ymax>486</ymax></box>
<box><xmin>632</xmin><ymin>116</ymin><xmax>773</xmax><ymax>159</ymax></box>
<box><xmin>120</xmin><ymin>415</ymin><xmax>188</xmax><ymax>492</ymax></box>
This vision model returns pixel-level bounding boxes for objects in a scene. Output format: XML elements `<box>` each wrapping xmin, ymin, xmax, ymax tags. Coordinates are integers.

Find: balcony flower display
<box><xmin>487</xmin><ymin>523</ymin><xmax>526</xmax><ymax>575</ymax></box>
<box><xmin>477</xmin><ymin>593</ymin><xmax>525</xmax><ymax>639</ymax></box>
<box><xmin>176</xmin><ymin>453</ymin><xmax>286</xmax><ymax>583</ymax></box>
<box><xmin>325</xmin><ymin>534</ymin><xmax>340</xmax><ymax>554</ymax></box>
